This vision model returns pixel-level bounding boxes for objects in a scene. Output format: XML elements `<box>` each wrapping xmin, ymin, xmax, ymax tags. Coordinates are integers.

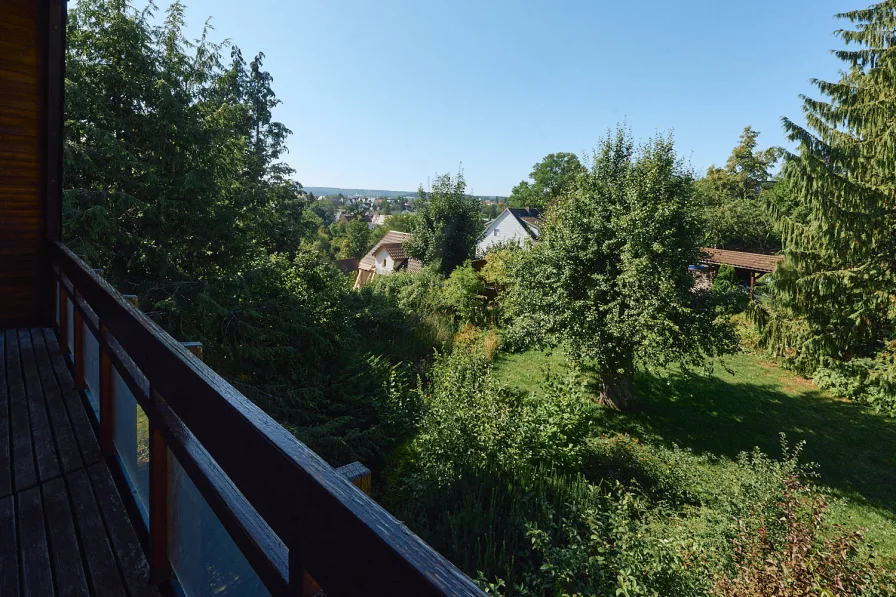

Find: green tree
<box><xmin>510</xmin><ymin>129</ymin><xmax>735</xmax><ymax>409</ymax></box>
<box><xmin>508</xmin><ymin>152</ymin><xmax>586</xmax><ymax>211</ymax></box>
<box><xmin>440</xmin><ymin>263</ymin><xmax>485</xmax><ymax>326</ymax></box>
<box><xmin>405</xmin><ymin>172</ymin><xmax>480</xmax><ymax>274</ymax></box>
<box><xmin>755</xmin><ymin>3</ymin><xmax>896</xmax><ymax>407</ymax></box>
<box><xmin>338</xmin><ymin>217</ymin><xmax>371</xmax><ymax>258</ymax></box>
<box><xmin>696</xmin><ymin>127</ymin><xmax>783</xmax><ymax>252</ymax></box>
<box><xmin>64</xmin><ymin>0</ymin><xmax>305</xmax><ymax>284</ymax></box>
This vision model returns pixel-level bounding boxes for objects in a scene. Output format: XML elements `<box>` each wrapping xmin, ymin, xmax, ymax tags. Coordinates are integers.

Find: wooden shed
<box><xmin>701</xmin><ymin>248</ymin><xmax>784</xmax><ymax>296</ymax></box>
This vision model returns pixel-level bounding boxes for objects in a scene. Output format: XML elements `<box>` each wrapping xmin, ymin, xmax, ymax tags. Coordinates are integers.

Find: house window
<box><xmin>493</xmin><ymin>228</ymin><xmax>499</xmax><ymax>236</ymax></box>
<box><xmin>382</xmin><ymin>258</ymin><xmax>387</xmax><ymax>267</ymax></box>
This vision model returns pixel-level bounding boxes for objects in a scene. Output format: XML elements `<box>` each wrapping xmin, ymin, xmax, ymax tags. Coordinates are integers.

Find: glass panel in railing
<box><xmin>168</xmin><ymin>453</ymin><xmax>271</xmax><ymax>597</ymax></box>
<box><xmin>83</xmin><ymin>322</ymin><xmax>100</xmax><ymax>417</ymax></box>
<box><xmin>66</xmin><ymin>294</ymin><xmax>74</xmax><ymax>356</ymax></box>
<box><xmin>111</xmin><ymin>367</ymin><xmax>149</xmax><ymax>523</ymax></box>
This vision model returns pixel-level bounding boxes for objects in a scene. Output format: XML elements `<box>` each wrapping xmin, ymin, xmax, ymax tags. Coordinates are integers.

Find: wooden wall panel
<box><xmin>0</xmin><ymin>0</ymin><xmax>44</xmax><ymax>327</ymax></box>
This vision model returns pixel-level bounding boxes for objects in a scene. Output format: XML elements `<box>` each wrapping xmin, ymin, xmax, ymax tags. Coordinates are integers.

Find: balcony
<box><xmin>0</xmin><ymin>243</ymin><xmax>485</xmax><ymax>597</ymax></box>
<box><xmin>1</xmin><ymin>1</ymin><xmax>485</xmax><ymax>593</ymax></box>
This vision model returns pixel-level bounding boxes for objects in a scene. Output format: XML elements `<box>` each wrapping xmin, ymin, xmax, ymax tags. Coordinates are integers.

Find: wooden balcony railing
<box><xmin>50</xmin><ymin>241</ymin><xmax>485</xmax><ymax>597</ymax></box>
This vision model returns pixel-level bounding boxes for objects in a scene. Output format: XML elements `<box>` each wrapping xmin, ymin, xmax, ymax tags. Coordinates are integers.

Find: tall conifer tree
<box><xmin>758</xmin><ymin>3</ymin><xmax>896</xmax><ymax>400</ymax></box>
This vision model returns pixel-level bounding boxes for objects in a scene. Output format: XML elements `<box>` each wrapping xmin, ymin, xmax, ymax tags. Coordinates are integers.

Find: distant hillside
<box><xmin>304</xmin><ymin>187</ymin><xmax>417</xmax><ymax>198</ymax></box>
<box><xmin>304</xmin><ymin>186</ymin><xmax>507</xmax><ymax>201</ymax></box>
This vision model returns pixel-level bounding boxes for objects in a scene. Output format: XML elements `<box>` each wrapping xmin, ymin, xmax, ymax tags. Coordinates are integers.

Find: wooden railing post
<box><xmin>58</xmin><ymin>278</ymin><xmax>68</xmax><ymax>356</ymax></box>
<box><xmin>73</xmin><ymin>291</ymin><xmax>85</xmax><ymax>391</ymax></box>
<box><xmin>181</xmin><ymin>342</ymin><xmax>203</xmax><ymax>361</ymax></box>
<box><xmin>292</xmin><ymin>462</ymin><xmax>374</xmax><ymax>596</ymax></box>
<box><xmin>336</xmin><ymin>462</ymin><xmax>372</xmax><ymax>496</ymax></box>
<box><xmin>148</xmin><ymin>388</ymin><xmax>171</xmax><ymax>584</ymax></box>
<box><xmin>99</xmin><ymin>323</ymin><xmax>114</xmax><ymax>457</ymax></box>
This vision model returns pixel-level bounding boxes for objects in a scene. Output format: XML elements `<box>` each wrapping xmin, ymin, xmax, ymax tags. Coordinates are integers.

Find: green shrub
<box><xmin>712</xmin><ymin>265</ymin><xmax>748</xmax><ymax>314</ymax></box>
<box><xmin>712</xmin><ymin>472</ymin><xmax>896</xmax><ymax>597</ymax></box>
<box><xmin>714</xmin><ymin>264</ymin><xmax>740</xmax><ymax>286</ymax></box>
<box><xmin>388</xmin><ymin>462</ymin><xmax>707</xmax><ymax>597</ymax></box>
<box><xmin>413</xmin><ymin>348</ymin><xmax>596</xmax><ymax>480</ymax></box>
<box><xmin>441</xmin><ymin>262</ymin><xmax>487</xmax><ymax>326</ymax></box>
<box><xmin>813</xmin><ymin>357</ymin><xmax>896</xmax><ymax>415</ymax></box>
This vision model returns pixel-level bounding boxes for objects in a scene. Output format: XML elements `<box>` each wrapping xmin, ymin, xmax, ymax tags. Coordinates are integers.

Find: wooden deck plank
<box><xmin>41</xmin><ymin>328</ymin><xmax>101</xmax><ymax>467</ymax></box>
<box><xmin>66</xmin><ymin>468</ymin><xmax>128</xmax><ymax>597</ymax></box>
<box><xmin>0</xmin><ymin>331</ymin><xmax>11</xmax><ymax>498</ymax></box>
<box><xmin>88</xmin><ymin>463</ymin><xmax>160</xmax><ymax>597</ymax></box>
<box><xmin>17</xmin><ymin>485</ymin><xmax>55</xmax><ymax>597</ymax></box>
<box><xmin>0</xmin><ymin>328</ymin><xmax>159</xmax><ymax>597</ymax></box>
<box><xmin>19</xmin><ymin>329</ymin><xmax>61</xmax><ymax>483</ymax></box>
<box><xmin>31</xmin><ymin>328</ymin><xmax>83</xmax><ymax>474</ymax></box>
<box><xmin>6</xmin><ymin>329</ymin><xmax>37</xmax><ymax>492</ymax></box>
<box><xmin>42</xmin><ymin>476</ymin><xmax>90</xmax><ymax>597</ymax></box>
<box><xmin>0</xmin><ymin>494</ymin><xmax>19</xmax><ymax>596</ymax></box>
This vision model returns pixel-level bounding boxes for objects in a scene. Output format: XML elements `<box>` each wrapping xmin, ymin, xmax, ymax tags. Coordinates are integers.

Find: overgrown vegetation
<box><xmin>63</xmin><ymin>1</ymin><xmax>896</xmax><ymax>594</ymax></box>
<box><xmin>384</xmin><ymin>349</ymin><xmax>895</xmax><ymax>595</ymax></box>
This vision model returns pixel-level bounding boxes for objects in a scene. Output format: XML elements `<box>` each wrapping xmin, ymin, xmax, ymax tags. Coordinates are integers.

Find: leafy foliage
<box><xmin>63</xmin><ymin>0</ymin><xmax>416</xmax><ymax>465</ymax></box>
<box><xmin>713</xmin><ymin>473</ymin><xmax>893</xmax><ymax>597</ymax></box>
<box><xmin>696</xmin><ymin>127</ymin><xmax>783</xmax><ymax>253</ymax></box>
<box><xmin>754</xmin><ymin>3</ymin><xmax>896</xmax><ymax>414</ymax></box>
<box><xmin>508</xmin><ymin>128</ymin><xmax>737</xmax><ymax>408</ymax></box>
<box><xmin>713</xmin><ymin>265</ymin><xmax>750</xmax><ymax>314</ymax></box>
<box><xmin>404</xmin><ymin>172</ymin><xmax>480</xmax><ymax>274</ymax></box>
<box><xmin>508</xmin><ymin>152</ymin><xmax>586</xmax><ymax>211</ymax></box>
<box><xmin>385</xmin><ymin>346</ymin><xmax>893</xmax><ymax>595</ymax></box>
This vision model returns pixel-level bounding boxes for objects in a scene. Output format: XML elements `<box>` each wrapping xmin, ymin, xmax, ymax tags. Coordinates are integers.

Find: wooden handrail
<box><xmin>50</xmin><ymin>241</ymin><xmax>485</xmax><ymax>597</ymax></box>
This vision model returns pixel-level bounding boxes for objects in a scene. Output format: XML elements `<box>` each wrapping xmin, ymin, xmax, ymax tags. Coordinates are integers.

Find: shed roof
<box><xmin>702</xmin><ymin>248</ymin><xmax>784</xmax><ymax>273</ymax></box>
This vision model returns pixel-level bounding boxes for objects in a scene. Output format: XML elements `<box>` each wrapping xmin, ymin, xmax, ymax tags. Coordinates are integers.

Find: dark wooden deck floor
<box><xmin>0</xmin><ymin>328</ymin><xmax>160</xmax><ymax>597</ymax></box>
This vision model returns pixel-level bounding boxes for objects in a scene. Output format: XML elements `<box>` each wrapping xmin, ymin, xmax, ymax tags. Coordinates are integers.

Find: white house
<box><xmin>476</xmin><ymin>207</ymin><xmax>542</xmax><ymax>256</ymax></box>
<box><xmin>353</xmin><ymin>230</ymin><xmax>423</xmax><ymax>289</ymax></box>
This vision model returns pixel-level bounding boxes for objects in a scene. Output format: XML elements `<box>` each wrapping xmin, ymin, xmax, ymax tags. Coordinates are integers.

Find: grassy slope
<box><xmin>493</xmin><ymin>349</ymin><xmax>896</xmax><ymax>556</ymax></box>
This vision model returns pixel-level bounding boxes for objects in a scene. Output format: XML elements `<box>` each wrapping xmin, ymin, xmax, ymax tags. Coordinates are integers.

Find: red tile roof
<box><xmin>701</xmin><ymin>248</ymin><xmax>784</xmax><ymax>273</ymax></box>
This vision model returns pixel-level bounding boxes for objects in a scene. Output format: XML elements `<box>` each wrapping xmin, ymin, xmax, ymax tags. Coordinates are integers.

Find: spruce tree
<box><xmin>757</xmin><ymin>3</ymin><xmax>896</xmax><ymax>397</ymax></box>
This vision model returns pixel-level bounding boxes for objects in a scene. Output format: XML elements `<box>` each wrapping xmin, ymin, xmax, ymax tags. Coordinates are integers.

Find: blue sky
<box><xmin>150</xmin><ymin>0</ymin><xmax>855</xmax><ymax>196</ymax></box>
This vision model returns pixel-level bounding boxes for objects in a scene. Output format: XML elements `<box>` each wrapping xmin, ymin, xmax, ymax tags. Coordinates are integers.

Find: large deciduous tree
<box><xmin>511</xmin><ymin>128</ymin><xmax>735</xmax><ymax>409</ymax></box>
<box><xmin>755</xmin><ymin>2</ymin><xmax>896</xmax><ymax>408</ymax></box>
<box><xmin>404</xmin><ymin>172</ymin><xmax>480</xmax><ymax>274</ymax></box>
<box><xmin>64</xmin><ymin>0</ymin><xmax>305</xmax><ymax>288</ymax></box>
<box><xmin>696</xmin><ymin>127</ymin><xmax>783</xmax><ymax>253</ymax></box>
<box><xmin>509</xmin><ymin>152</ymin><xmax>586</xmax><ymax>211</ymax></box>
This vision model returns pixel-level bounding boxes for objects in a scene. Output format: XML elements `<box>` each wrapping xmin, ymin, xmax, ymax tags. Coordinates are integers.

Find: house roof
<box><xmin>501</xmin><ymin>207</ymin><xmax>543</xmax><ymax>240</ymax></box>
<box><xmin>359</xmin><ymin>230</ymin><xmax>413</xmax><ymax>270</ymax></box>
<box><xmin>396</xmin><ymin>258</ymin><xmax>424</xmax><ymax>273</ymax></box>
<box><xmin>701</xmin><ymin>248</ymin><xmax>784</xmax><ymax>273</ymax></box>
<box><xmin>382</xmin><ymin>243</ymin><xmax>408</xmax><ymax>260</ymax></box>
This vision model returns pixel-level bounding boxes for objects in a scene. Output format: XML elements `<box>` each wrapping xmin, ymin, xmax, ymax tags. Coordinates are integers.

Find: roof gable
<box><xmin>360</xmin><ymin>230</ymin><xmax>413</xmax><ymax>270</ymax></box>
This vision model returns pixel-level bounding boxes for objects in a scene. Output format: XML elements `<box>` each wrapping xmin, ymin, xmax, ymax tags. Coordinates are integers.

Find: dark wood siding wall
<box><xmin>0</xmin><ymin>1</ymin><xmax>45</xmax><ymax>326</ymax></box>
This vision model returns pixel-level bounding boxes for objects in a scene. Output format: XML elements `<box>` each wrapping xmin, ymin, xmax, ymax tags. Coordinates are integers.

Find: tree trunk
<box><xmin>598</xmin><ymin>367</ymin><xmax>635</xmax><ymax>411</ymax></box>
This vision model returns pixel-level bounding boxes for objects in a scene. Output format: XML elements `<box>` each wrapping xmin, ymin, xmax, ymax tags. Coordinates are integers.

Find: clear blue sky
<box><xmin>151</xmin><ymin>0</ymin><xmax>854</xmax><ymax>196</ymax></box>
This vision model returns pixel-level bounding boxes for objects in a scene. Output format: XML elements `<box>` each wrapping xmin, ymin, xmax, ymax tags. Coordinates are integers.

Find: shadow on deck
<box><xmin>0</xmin><ymin>328</ymin><xmax>158</xmax><ymax>597</ymax></box>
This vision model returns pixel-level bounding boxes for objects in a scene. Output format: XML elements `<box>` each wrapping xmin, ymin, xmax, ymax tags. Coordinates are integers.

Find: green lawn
<box><xmin>492</xmin><ymin>349</ymin><xmax>896</xmax><ymax>556</ymax></box>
